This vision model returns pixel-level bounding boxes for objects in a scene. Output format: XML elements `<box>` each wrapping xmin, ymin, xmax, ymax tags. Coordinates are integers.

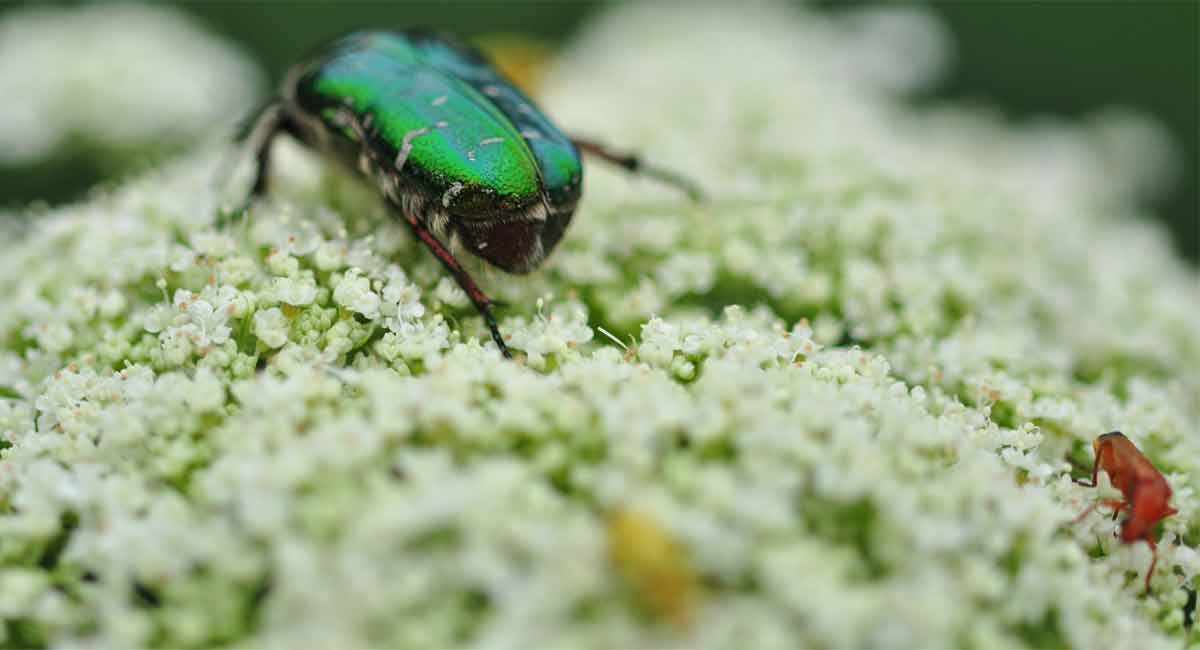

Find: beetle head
<box><xmin>1094</xmin><ymin>431</ymin><xmax>1125</xmax><ymax>455</ymax></box>
<box><xmin>454</xmin><ymin>208</ymin><xmax>573</xmax><ymax>274</ymax></box>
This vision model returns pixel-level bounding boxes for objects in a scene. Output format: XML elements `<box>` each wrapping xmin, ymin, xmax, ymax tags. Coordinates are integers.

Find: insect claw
<box><xmin>478</xmin><ymin>306</ymin><xmax>511</xmax><ymax>358</ymax></box>
<box><xmin>488</xmin><ymin>323</ymin><xmax>512</xmax><ymax>358</ymax></box>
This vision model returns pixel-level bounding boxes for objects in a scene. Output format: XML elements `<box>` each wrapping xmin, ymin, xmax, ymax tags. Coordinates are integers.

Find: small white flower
<box><xmin>333</xmin><ymin>269</ymin><xmax>381</xmax><ymax>319</ymax></box>
<box><xmin>253</xmin><ymin>308</ymin><xmax>290</xmax><ymax>349</ymax></box>
<box><xmin>432</xmin><ymin>277</ymin><xmax>469</xmax><ymax>308</ymax></box>
<box><xmin>381</xmin><ymin>278</ymin><xmax>425</xmax><ymax>324</ymax></box>
<box><xmin>271</xmin><ymin>276</ymin><xmax>318</xmax><ymax>306</ymax></box>
<box><xmin>184</xmin><ymin>300</ymin><xmax>231</xmax><ymax>346</ymax></box>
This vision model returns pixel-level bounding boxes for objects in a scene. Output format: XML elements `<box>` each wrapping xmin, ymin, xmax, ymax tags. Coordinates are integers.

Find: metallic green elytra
<box><xmin>234</xmin><ymin>29</ymin><xmax>701</xmax><ymax>358</ymax></box>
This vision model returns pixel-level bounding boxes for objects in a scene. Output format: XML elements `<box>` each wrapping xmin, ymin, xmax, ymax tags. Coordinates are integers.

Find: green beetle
<box><xmin>234</xmin><ymin>29</ymin><xmax>699</xmax><ymax>358</ymax></box>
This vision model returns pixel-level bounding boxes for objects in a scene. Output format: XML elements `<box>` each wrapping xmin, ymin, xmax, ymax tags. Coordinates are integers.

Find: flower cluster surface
<box><xmin>0</xmin><ymin>3</ymin><xmax>1197</xmax><ymax>649</ymax></box>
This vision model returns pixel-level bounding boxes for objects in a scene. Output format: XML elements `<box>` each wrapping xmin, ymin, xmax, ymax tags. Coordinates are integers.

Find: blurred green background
<box><xmin>1</xmin><ymin>1</ymin><xmax>1195</xmax><ymax>263</ymax></box>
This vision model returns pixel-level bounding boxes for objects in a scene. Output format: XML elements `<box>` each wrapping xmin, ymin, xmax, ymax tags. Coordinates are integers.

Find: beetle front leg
<box><xmin>393</xmin><ymin>208</ymin><xmax>511</xmax><ymax>358</ymax></box>
<box><xmin>1074</xmin><ymin>452</ymin><xmax>1102</xmax><ymax>488</ymax></box>
<box><xmin>343</xmin><ymin>112</ymin><xmax>509</xmax><ymax>358</ymax></box>
<box><xmin>571</xmin><ymin>137</ymin><xmax>704</xmax><ymax>201</ymax></box>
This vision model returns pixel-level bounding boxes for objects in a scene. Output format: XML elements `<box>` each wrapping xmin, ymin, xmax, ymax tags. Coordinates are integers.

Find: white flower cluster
<box><xmin>0</xmin><ymin>4</ymin><xmax>261</xmax><ymax>165</ymax></box>
<box><xmin>0</xmin><ymin>3</ymin><xmax>1197</xmax><ymax>649</ymax></box>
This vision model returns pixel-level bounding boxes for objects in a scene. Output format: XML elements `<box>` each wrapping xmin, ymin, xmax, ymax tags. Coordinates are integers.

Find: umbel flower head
<box><xmin>0</xmin><ymin>3</ymin><xmax>1197</xmax><ymax>649</ymax></box>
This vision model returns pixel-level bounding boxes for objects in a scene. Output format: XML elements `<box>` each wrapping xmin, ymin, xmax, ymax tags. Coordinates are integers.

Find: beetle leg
<box><xmin>1071</xmin><ymin>455</ymin><xmax>1105</xmax><ymax>524</ymax></box>
<box><xmin>571</xmin><ymin>137</ymin><xmax>704</xmax><ymax>201</ymax></box>
<box><xmin>336</xmin><ymin>110</ymin><xmax>510</xmax><ymax>358</ymax></box>
<box><xmin>1073</xmin><ymin>501</ymin><xmax>1102</xmax><ymax>525</ymax></box>
<box><xmin>1073</xmin><ymin>498</ymin><xmax>1125</xmax><ymax>525</ymax></box>
<box><xmin>392</xmin><ymin>207</ymin><xmax>511</xmax><ymax>358</ymax></box>
<box><xmin>342</xmin><ymin>112</ymin><xmax>510</xmax><ymax>358</ymax></box>
<box><xmin>243</xmin><ymin>101</ymin><xmax>290</xmax><ymax>201</ymax></box>
<box><xmin>217</xmin><ymin>101</ymin><xmax>292</xmax><ymax>229</ymax></box>
<box><xmin>1073</xmin><ymin>451</ymin><xmax>1102</xmax><ymax>488</ymax></box>
<box><xmin>1143</xmin><ymin>536</ymin><xmax>1158</xmax><ymax>594</ymax></box>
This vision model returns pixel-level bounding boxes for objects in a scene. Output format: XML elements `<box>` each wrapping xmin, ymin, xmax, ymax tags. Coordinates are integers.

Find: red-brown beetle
<box><xmin>1075</xmin><ymin>431</ymin><xmax>1176</xmax><ymax>592</ymax></box>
